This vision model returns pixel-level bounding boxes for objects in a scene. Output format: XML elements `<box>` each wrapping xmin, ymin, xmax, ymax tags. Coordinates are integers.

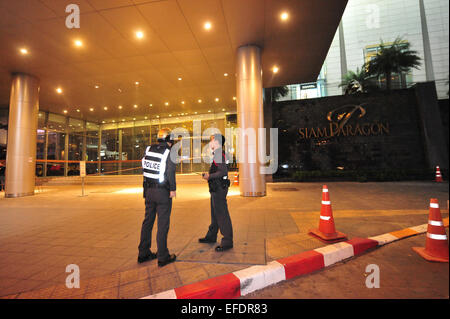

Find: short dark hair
<box><xmin>211</xmin><ymin>134</ymin><xmax>225</xmax><ymax>146</ymax></box>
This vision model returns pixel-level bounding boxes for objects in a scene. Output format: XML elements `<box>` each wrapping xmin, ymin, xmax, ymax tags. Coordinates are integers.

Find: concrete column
<box><xmin>236</xmin><ymin>45</ymin><xmax>266</xmax><ymax>197</ymax></box>
<box><xmin>5</xmin><ymin>73</ymin><xmax>40</xmax><ymax>198</ymax></box>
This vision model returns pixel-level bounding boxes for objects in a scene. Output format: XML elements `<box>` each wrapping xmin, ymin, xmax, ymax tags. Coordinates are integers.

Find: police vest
<box><xmin>142</xmin><ymin>145</ymin><xmax>170</xmax><ymax>183</ymax></box>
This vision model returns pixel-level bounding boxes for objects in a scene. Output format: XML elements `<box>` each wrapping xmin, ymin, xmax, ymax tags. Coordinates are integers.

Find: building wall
<box><xmin>283</xmin><ymin>0</ymin><xmax>449</xmax><ymax>100</ymax></box>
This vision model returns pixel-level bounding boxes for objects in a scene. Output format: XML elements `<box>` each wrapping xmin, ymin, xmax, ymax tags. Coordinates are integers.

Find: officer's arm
<box><xmin>166</xmin><ymin>155</ymin><xmax>176</xmax><ymax>191</ymax></box>
<box><xmin>208</xmin><ymin>152</ymin><xmax>228</xmax><ymax>179</ymax></box>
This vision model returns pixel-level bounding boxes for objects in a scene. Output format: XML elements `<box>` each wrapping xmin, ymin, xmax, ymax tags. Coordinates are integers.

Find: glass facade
<box><xmin>34</xmin><ymin>110</ymin><xmax>235</xmax><ymax>177</ymax></box>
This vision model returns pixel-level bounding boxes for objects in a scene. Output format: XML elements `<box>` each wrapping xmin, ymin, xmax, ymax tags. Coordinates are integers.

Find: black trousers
<box><xmin>205</xmin><ymin>186</ymin><xmax>233</xmax><ymax>247</ymax></box>
<box><xmin>138</xmin><ymin>187</ymin><xmax>172</xmax><ymax>261</ymax></box>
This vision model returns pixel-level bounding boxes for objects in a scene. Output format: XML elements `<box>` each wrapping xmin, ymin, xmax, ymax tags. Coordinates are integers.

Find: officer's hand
<box><xmin>202</xmin><ymin>173</ymin><xmax>209</xmax><ymax>180</ymax></box>
<box><xmin>170</xmin><ymin>191</ymin><xmax>176</xmax><ymax>198</ymax></box>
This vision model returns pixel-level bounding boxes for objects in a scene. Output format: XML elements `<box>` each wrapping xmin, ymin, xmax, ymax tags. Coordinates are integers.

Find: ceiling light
<box><xmin>280</xmin><ymin>12</ymin><xmax>289</xmax><ymax>21</ymax></box>
<box><xmin>19</xmin><ymin>48</ymin><xmax>28</xmax><ymax>55</ymax></box>
<box><xmin>149</xmin><ymin>104</ymin><xmax>153</xmax><ymax>107</ymax></box>
<box><xmin>135</xmin><ymin>31</ymin><xmax>144</xmax><ymax>39</ymax></box>
<box><xmin>169</xmin><ymin>114</ymin><xmax>172</xmax><ymax>117</ymax></box>
<box><xmin>198</xmin><ymin>99</ymin><xmax>202</xmax><ymax>103</ymax></box>
<box><xmin>165</xmin><ymin>102</ymin><xmax>169</xmax><ymax>106</ymax></box>
<box><xmin>204</xmin><ymin>22</ymin><xmax>212</xmax><ymax>30</ymax></box>
<box><xmin>135</xmin><ymin>81</ymin><xmax>140</xmax><ymax>85</ymax></box>
<box><xmin>144</xmin><ymin>116</ymin><xmax>148</xmax><ymax>119</ymax></box>
<box><xmin>134</xmin><ymin>104</ymin><xmax>138</xmax><ymax>108</ymax></box>
<box><xmin>224</xmin><ymin>73</ymin><xmax>228</xmax><ymax>77</ymax></box>
<box><xmin>181</xmin><ymin>101</ymin><xmax>185</xmax><ymax>104</ymax></box>
<box><xmin>56</xmin><ymin>87</ymin><xmax>63</xmax><ymax>94</ymax></box>
<box><xmin>233</xmin><ymin>96</ymin><xmax>236</xmax><ymax>100</ymax></box>
<box><xmin>74</xmin><ymin>39</ymin><xmax>83</xmax><ymax>47</ymax></box>
<box><xmin>178</xmin><ymin>77</ymin><xmax>182</xmax><ymax>81</ymax></box>
<box><xmin>118</xmin><ymin>105</ymin><xmax>123</xmax><ymax>109</ymax></box>
<box><xmin>76</xmin><ymin>109</ymin><xmax>80</xmax><ymax>112</ymax></box>
<box><xmin>133</xmin><ymin>118</ymin><xmax>136</xmax><ymax>120</ymax></box>
<box><xmin>208</xmin><ymin>110</ymin><xmax>211</xmax><ymax>113</ymax></box>
<box><xmin>156</xmin><ymin>115</ymin><xmax>160</xmax><ymax>118</ymax></box>
<box><xmin>194</xmin><ymin>112</ymin><xmax>198</xmax><ymax>114</ymax></box>
<box><xmin>103</xmin><ymin>106</ymin><xmax>108</xmax><ymax>110</ymax></box>
<box><xmin>272</xmin><ymin>66</ymin><xmax>279</xmax><ymax>73</ymax></box>
<box><xmin>89</xmin><ymin>108</ymin><xmax>94</xmax><ymax>112</ymax></box>
<box><xmin>118</xmin><ymin>88</ymin><xmax>122</xmax><ymax>93</ymax></box>
<box><xmin>94</xmin><ymin>85</ymin><xmax>99</xmax><ymax>89</ymax></box>
<box><xmin>112</xmin><ymin>120</ymin><xmax>115</xmax><ymax>123</ymax></box>
<box><xmin>63</xmin><ymin>110</ymin><xmax>68</xmax><ymax>114</ymax></box>
<box><xmin>222</xmin><ymin>108</ymin><xmax>225</xmax><ymax>111</ymax></box>
<box><xmin>102</xmin><ymin>121</ymin><xmax>105</xmax><ymax>123</ymax></box>
<box><xmin>215</xmin><ymin>98</ymin><xmax>219</xmax><ymax>102</ymax></box>
<box><xmin>122</xmin><ymin>119</ymin><xmax>125</xmax><ymax>122</ymax></box>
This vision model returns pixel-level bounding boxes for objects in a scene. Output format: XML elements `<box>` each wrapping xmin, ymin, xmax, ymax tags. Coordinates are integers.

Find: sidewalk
<box><xmin>0</xmin><ymin>179</ymin><xmax>448</xmax><ymax>298</ymax></box>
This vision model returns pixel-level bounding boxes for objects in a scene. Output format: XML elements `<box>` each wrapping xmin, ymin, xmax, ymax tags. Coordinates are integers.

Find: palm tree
<box><xmin>366</xmin><ymin>37</ymin><xmax>421</xmax><ymax>91</ymax></box>
<box><xmin>339</xmin><ymin>67</ymin><xmax>370</xmax><ymax>94</ymax></box>
<box><xmin>271</xmin><ymin>86</ymin><xmax>289</xmax><ymax>100</ymax></box>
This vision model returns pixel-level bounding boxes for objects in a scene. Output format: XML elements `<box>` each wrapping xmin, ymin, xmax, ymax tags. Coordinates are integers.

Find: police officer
<box><xmin>199</xmin><ymin>134</ymin><xmax>233</xmax><ymax>252</ymax></box>
<box><xmin>138</xmin><ymin>128</ymin><xmax>177</xmax><ymax>267</ymax></box>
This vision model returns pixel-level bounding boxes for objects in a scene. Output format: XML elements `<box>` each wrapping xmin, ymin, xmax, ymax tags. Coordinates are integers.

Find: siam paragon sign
<box><xmin>298</xmin><ymin>104</ymin><xmax>390</xmax><ymax>139</ymax></box>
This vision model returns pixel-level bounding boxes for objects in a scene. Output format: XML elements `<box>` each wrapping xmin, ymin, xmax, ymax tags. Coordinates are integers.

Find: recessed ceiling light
<box><xmin>165</xmin><ymin>102</ymin><xmax>169</xmax><ymax>106</ymax></box>
<box><xmin>118</xmin><ymin>105</ymin><xmax>123</xmax><ymax>109</ymax></box>
<box><xmin>204</xmin><ymin>21</ymin><xmax>212</xmax><ymax>30</ymax></box>
<box><xmin>198</xmin><ymin>99</ymin><xmax>202</xmax><ymax>103</ymax></box>
<box><xmin>74</xmin><ymin>39</ymin><xmax>83</xmax><ymax>47</ymax></box>
<box><xmin>94</xmin><ymin>85</ymin><xmax>99</xmax><ymax>89</ymax></box>
<box><xmin>104</xmin><ymin>106</ymin><xmax>108</xmax><ymax>110</ymax></box>
<box><xmin>280</xmin><ymin>12</ymin><xmax>289</xmax><ymax>21</ymax></box>
<box><xmin>181</xmin><ymin>101</ymin><xmax>185</xmax><ymax>104</ymax></box>
<box><xmin>76</xmin><ymin>109</ymin><xmax>80</xmax><ymax>112</ymax></box>
<box><xmin>208</xmin><ymin>110</ymin><xmax>211</xmax><ymax>113</ymax></box>
<box><xmin>272</xmin><ymin>66</ymin><xmax>279</xmax><ymax>73</ymax></box>
<box><xmin>222</xmin><ymin>108</ymin><xmax>225</xmax><ymax>111</ymax></box>
<box><xmin>144</xmin><ymin>116</ymin><xmax>148</xmax><ymax>119</ymax></box>
<box><xmin>169</xmin><ymin>114</ymin><xmax>172</xmax><ymax>117</ymax></box>
<box><xmin>134</xmin><ymin>104</ymin><xmax>138</xmax><ymax>108</ymax></box>
<box><xmin>112</xmin><ymin>120</ymin><xmax>115</xmax><ymax>123</ymax></box>
<box><xmin>118</xmin><ymin>88</ymin><xmax>122</xmax><ymax>93</ymax></box>
<box><xmin>178</xmin><ymin>77</ymin><xmax>182</xmax><ymax>81</ymax></box>
<box><xmin>19</xmin><ymin>48</ymin><xmax>28</xmax><ymax>55</ymax></box>
<box><xmin>224</xmin><ymin>73</ymin><xmax>228</xmax><ymax>77</ymax></box>
<box><xmin>56</xmin><ymin>87</ymin><xmax>63</xmax><ymax>94</ymax></box>
<box><xmin>122</xmin><ymin>119</ymin><xmax>125</xmax><ymax>122</ymax></box>
<box><xmin>89</xmin><ymin>108</ymin><xmax>94</xmax><ymax>112</ymax></box>
<box><xmin>135</xmin><ymin>81</ymin><xmax>140</xmax><ymax>85</ymax></box>
<box><xmin>233</xmin><ymin>96</ymin><xmax>236</xmax><ymax>100</ymax></box>
<box><xmin>133</xmin><ymin>118</ymin><xmax>136</xmax><ymax>120</ymax></box>
<box><xmin>215</xmin><ymin>98</ymin><xmax>219</xmax><ymax>102</ymax></box>
<box><xmin>136</xmin><ymin>31</ymin><xmax>144</xmax><ymax>39</ymax></box>
<box><xmin>63</xmin><ymin>110</ymin><xmax>68</xmax><ymax>114</ymax></box>
<box><xmin>156</xmin><ymin>115</ymin><xmax>160</xmax><ymax>118</ymax></box>
<box><xmin>102</xmin><ymin>121</ymin><xmax>105</xmax><ymax>123</ymax></box>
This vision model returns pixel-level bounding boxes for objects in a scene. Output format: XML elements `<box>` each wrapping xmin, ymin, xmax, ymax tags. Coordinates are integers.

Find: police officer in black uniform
<box><xmin>138</xmin><ymin>128</ymin><xmax>177</xmax><ymax>267</ymax></box>
<box><xmin>199</xmin><ymin>134</ymin><xmax>233</xmax><ymax>252</ymax></box>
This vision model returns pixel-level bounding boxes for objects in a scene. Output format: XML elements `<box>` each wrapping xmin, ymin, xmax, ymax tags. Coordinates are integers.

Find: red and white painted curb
<box><xmin>141</xmin><ymin>218</ymin><xmax>449</xmax><ymax>299</ymax></box>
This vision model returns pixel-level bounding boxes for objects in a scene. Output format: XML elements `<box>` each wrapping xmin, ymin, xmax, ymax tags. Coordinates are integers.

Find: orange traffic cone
<box><xmin>309</xmin><ymin>185</ymin><xmax>347</xmax><ymax>242</ymax></box>
<box><xmin>435</xmin><ymin>166</ymin><xmax>443</xmax><ymax>182</ymax></box>
<box><xmin>412</xmin><ymin>199</ymin><xmax>449</xmax><ymax>262</ymax></box>
<box><xmin>233</xmin><ymin>172</ymin><xmax>239</xmax><ymax>186</ymax></box>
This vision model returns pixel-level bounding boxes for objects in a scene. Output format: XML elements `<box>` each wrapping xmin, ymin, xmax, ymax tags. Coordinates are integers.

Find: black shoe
<box><xmin>198</xmin><ymin>237</ymin><xmax>217</xmax><ymax>244</ymax></box>
<box><xmin>158</xmin><ymin>254</ymin><xmax>176</xmax><ymax>267</ymax></box>
<box><xmin>137</xmin><ymin>251</ymin><xmax>157</xmax><ymax>263</ymax></box>
<box><xmin>215</xmin><ymin>245</ymin><xmax>233</xmax><ymax>252</ymax></box>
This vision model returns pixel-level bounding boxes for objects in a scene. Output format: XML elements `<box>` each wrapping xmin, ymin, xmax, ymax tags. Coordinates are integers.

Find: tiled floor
<box><xmin>0</xmin><ymin>180</ymin><xmax>448</xmax><ymax>298</ymax></box>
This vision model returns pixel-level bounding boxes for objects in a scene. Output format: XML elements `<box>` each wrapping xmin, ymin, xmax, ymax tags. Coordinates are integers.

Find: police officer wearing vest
<box><xmin>138</xmin><ymin>128</ymin><xmax>177</xmax><ymax>267</ymax></box>
<box><xmin>199</xmin><ymin>134</ymin><xmax>233</xmax><ymax>252</ymax></box>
